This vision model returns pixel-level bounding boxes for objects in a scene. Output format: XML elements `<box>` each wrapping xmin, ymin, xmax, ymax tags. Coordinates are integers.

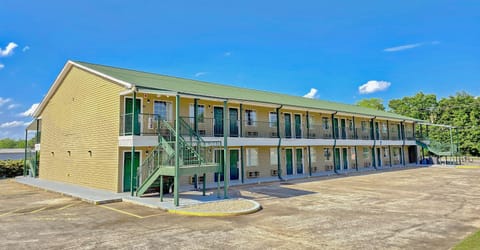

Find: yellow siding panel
<box><xmin>39</xmin><ymin>67</ymin><xmax>124</xmax><ymax>192</ymax></box>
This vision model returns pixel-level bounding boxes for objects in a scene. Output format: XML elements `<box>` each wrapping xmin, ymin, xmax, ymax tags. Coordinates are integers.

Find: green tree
<box><xmin>356</xmin><ymin>98</ymin><xmax>385</xmax><ymax>111</ymax></box>
<box><xmin>388</xmin><ymin>92</ymin><xmax>438</xmax><ymax>121</ymax></box>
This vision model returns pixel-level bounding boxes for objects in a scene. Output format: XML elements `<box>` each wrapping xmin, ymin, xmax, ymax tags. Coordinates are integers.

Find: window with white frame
<box><xmin>154</xmin><ymin>101</ymin><xmax>172</xmax><ymax>121</ymax></box>
<box><xmin>270</xmin><ymin>148</ymin><xmax>278</xmax><ymax>165</ymax></box>
<box><xmin>322</xmin><ymin>117</ymin><xmax>330</xmax><ymax>130</ymax></box>
<box><xmin>308</xmin><ymin>116</ymin><xmax>315</xmax><ymax>126</ymax></box>
<box><xmin>348</xmin><ymin>119</ymin><xmax>353</xmax><ymax>131</ymax></box>
<box><xmin>361</xmin><ymin>121</ymin><xmax>367</xmax><ymax>132</ymax></box>
<box><xmin>188</xmin><ymin>104</ymin><xmax>205</xmax><ymax>123</ymax></box>
<box><xmin>245</xmin><ymin>110</ymin><xmax>257</xmax><ymax>126</ymax></box>
<box><xmin>351</xmin><ymin>147</ymin><xmax>356</xmax><ymax>160</ymax></box>
<box><xmin>269</xmin><ymin>112</ymin><xmax>277</xmax><ymax>128</ymax></box>
<box><xmin>382</xmin><ymin>123</ymin><xmax>388</xmax><ymax>133</ymax></box>
<box><xmin>246</xmin><ymin>148</ymin><xmax>258</xmax><ymax>166</ymax></box>
<box><xmin>363</xmin><ymin>148</ymin><xmax>369</xmax><ymax>159</ymax></box>
<box><xmin>383</xmin><ymin>148</ymin><xmax>389</xmax><ymax>157</ymax></box>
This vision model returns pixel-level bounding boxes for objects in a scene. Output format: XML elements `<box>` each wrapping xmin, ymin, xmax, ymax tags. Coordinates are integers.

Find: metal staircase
<box><xmin>416</xmin><ymin>139</ymin><xmax>458</xmax><ymax>156</ymax></box>
<box><xmin>136</xmin><ymin>118</ymin><xmax>220</xmax><ymax>197</ymax></box>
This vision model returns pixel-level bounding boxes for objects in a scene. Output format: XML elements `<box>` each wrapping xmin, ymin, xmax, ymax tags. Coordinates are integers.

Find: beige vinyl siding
<box><xmin>39</xmin><ymin>66</ymin><xmax>124</xmax><ymax>192</ymax></box>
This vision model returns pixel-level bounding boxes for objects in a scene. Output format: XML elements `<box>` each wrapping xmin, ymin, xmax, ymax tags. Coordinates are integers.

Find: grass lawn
<box><xmin>454</xmin><ymin>230</ymin><xmax>480</xmax><ymax>250</ymax></box>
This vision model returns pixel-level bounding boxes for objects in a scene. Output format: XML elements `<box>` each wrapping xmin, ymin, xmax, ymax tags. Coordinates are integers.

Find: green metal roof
<box><xmin>75</xmin><ymin>61</ymin><xmax>419</xmax><ymax>122</ymax></box>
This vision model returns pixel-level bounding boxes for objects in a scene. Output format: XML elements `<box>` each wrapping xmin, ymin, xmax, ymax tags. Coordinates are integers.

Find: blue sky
<box><xmin>1</xmin><ymin>1</ymin><xmax>479</xmax><ymax>139</ymax></box>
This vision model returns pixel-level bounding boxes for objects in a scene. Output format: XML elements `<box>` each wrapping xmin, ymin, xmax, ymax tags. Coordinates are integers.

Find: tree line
<box><xmin>0</xmin><ymin>137</ymin><xmax>37</xmax><ymax>149</ymax></box>
<box><xmin>356</xmin><ymin>91</ymin><xmax>480</xmax><ymax>156</ymax></box>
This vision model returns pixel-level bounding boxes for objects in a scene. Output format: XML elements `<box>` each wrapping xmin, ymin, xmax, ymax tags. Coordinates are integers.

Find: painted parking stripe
<box><xmin>0</xmin><ymin>208</ymin><xmax>21</xmax><ymax>217</ymax></box>
<box><xmin>29</xmin><ymin>206</ymin><xmax>48</xmax><ymax>214</ymax></box>
<box><xmin>57</xmin><ymin>202</ymin><xmax>80</xmax><ymax>211</ymax></box>
<box><xmin>98</xmin><ymin>205</ymin><xmax>143</xmax><ymax>219</ymax></box>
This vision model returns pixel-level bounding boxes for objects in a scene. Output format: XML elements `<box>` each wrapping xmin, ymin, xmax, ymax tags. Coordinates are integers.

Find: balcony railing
<box><xmin>119</xmin><ymin>114</ymin><xmax>414</xmax><ymax>141</ymax></box>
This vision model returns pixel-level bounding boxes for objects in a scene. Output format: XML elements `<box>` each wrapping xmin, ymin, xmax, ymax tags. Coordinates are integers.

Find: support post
<box><xmin>276</xmin><ymin>106</ymin><xmax>283</xmax><ymax>180</ymax></box>
<box><xmin>23</xmin><ymin>129</ymin><xmax>28</xmax><ymax>177</ymax></box>
<box><xmin>223</xmin><ymin>101</ymin><xmax>228</xmax><ymax>198</ymax></box>
<box><xmin>240</xmin><ymin>146</ymin><xmax>245</xmax><ymax>183</ymax></box>
<box><xmin>332</xmin><ymin>113</ymin><xmax>338</xmax><ymax>173</ymax></box>
<box><xmin>389</xmin><ymin>146</ymin><xmax>392</xmax><ymax>167</ymax></box>
<box><xmin>193</xmin><ymin>98</ymin><xmax>198</xmax><ymax>189</ymax></box>
<box><xmin>239</xmin><ymin>104</ymin><xmax>243</xmax><ymax>137</ymax></box>
<box><xmin>308</xmin><ymin>146</ymin><xmax>312</xmax><ymax>176</ymax></box>
<box><xmin>306</xmin><ymin>111</ymin><xmax>310</xmax><ymax>138</ymax></box>
<box><xmin>449</xmin><ymin>127</ymin><xmax>454</xmax><ymax>163</ymax></box>
<box><xmin>159</xmin><ymin>176</ymin><xmax>163</xmax><ymax>202</ymax></box>
<box><xmin>202</xmin><ymin>173</ymin><xmax>206</xmax><ymax>196</ymax></box>
<box><xmin>130</xmin><ymin>91</ymin><xmax>136</xmax><ymax>196</ymax></box>
<box><xmin>354</xmin><ymin>146</ymin><xmax>358</xmax><ymax>171</ymax></box>
<box><xmin>174</xmin><ymin>94</ymin><xmax>180</xmax><ymax>206</ymax></box>
<box><xmin>352</xmin><ymin>116</ymin><xmax>356</xmax><ymax>139</ymax></box>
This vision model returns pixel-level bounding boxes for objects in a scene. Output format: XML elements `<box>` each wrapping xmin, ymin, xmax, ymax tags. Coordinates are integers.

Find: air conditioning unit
<box><xmin>199</xmin><ymin>130</ymin><xmax>206</xmax><ymax>136</ymax></box>
<box><xmin>308</xmin><ymin>133</ymin><xmax>316</xmax><ymax>138</ymax></box>
<box><xmin>189</xmin><ymin>175</ymin><xmax>205</xmax><ymax>184</ymax></box>
<box><xmin>312</xmin><ymin>166</ymin><xmax>318</xmax><ymax>173</ymax></box>
<box><xmin>248</xmin><ymin>171</ymin><xmax>260</xmax><ymax>178</ymax></box>
<box><xmin>247</xmin><ymin>131</ymin><xmax>258</xmax><ymax>137</ymax></box>
<box><xmin>270</xmin><ymin>169</ymin><xmax>278</xmax><ymax>176</ymax></box>
<box><xmin>270</xmin><ymin>132</ymin><xmax>278</xmax><ymax>138</ymax></box>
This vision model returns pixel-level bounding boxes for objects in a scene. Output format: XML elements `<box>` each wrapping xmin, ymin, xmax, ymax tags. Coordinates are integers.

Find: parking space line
<box><xmin>140</xmin><ymin>213</ymin><xmax>166</xmax><ymax>219</ymax></box>
<box><xmin>57</xmin><ymin>202</ymin><xmax>79</xmax><ymax>211</ymax></box>
<box><xmin>98</xmin><ymin>205</ymin><xmax>143</xmax><ymax>219</ymax></box>
<box><xmin>0</xmin><ymin>208</ymin><xmax>21</xmax><ymax>217</ymax></box>
<box><xmin>29</xmin><ymin>206</ymin><xmax>49</xmax><ymax>214</ymax></box>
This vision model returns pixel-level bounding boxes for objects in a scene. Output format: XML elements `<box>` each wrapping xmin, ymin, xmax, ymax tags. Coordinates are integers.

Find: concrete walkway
<box><xmin>15</xmin><ymin>176</ymin><xmax>261</xmax><ymax>214</ymax></box>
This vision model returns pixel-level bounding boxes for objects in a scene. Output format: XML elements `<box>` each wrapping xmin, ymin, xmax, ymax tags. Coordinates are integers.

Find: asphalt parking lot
<box><xmin>1</xmin><ymin>167</ymin><xmax>480</xmax><ymax>249</ymax></box>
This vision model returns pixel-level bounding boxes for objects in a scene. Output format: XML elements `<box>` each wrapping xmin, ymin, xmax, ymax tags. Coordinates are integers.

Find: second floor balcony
<box><xmin>120</xmin><ymin>113</ymin><xmax>413</xmax><ymax>141</ymax></box>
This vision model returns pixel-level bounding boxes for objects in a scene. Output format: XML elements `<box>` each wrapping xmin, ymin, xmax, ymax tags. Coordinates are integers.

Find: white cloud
<box><xmin>194</xmin><ymin>72</ymin><xmax>207</xmax><ymax>77</ymax></box>
<box><xmin>224</xmin><ymin>51</ymin><xmax>232</xmax><ymax>56</ymax></box>
<box><xmin>0</xmin><ymin>64</ymin><xmax>4</xmax><ymax>69</ymax></box>
<box><xmin>22</xmin><ymin>46</ymin><xmax>30</xmax><ymax>52</ymax></box>
<box><xmin>0</xmin><ymin>97</ymin><xmax>12</xmax><ymax>106</ymax></box>
<box><xmin>358</xmin><ymin>80</ymin><xmax>391</xmax><ymax>94</ymax></box>
<box><xmin>383</xmin><ymin>43</ymin><xmax>423</xmax><ymax>52</ymax></box>
<box><xmin>0</xmin><ymin>121</ymin><xmax>29</xmax><ymax>128</ymax></box>
<box><xmin>20</xmin><ymin>103</ymin><xmax>39</xmax><ymax>117</ymax></box>
<box><xmin>383</xmin><ymin>41</ymin><xmax>440</xmax><ymax>52</ymax></box>
<box><xmin>8</xmin><ymin>104</ymin><xmax>20</xmax><ymax>110</ymax></box>
<box><xmin>0</xmin><ymin>42</ymin><xmax>18</xmax><ymax>57</ymax></box>
<box><xmin>303</xmin><ymin>88</ymin><xmax>319</xmax><ymax>99</ymax></box>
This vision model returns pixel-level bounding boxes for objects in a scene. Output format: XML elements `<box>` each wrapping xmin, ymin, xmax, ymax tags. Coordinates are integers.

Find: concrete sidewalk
<box><xmin>15</xmin><ymin>176</ymin><xmax>256</xmax><ymax>213</ymax></box>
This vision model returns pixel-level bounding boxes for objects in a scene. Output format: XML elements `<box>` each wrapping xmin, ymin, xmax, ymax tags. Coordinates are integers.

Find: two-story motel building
<box><xmin>27</xmin><ymin>61</ymin><xmax>421</xmax><ymax>203</ymax></box>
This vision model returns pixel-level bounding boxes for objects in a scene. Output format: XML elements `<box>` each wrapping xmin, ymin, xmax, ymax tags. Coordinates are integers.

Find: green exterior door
<box><xmin>397</xmin><ymin>124</ymin><xmax>401</xmax><ymax>140</ymax></box>
<box><xmin>214</xmin><ymin>107</ymin><xmax>224</xmax><ymax>137</ymax></box>
<box><xmin>230</xmin><ymin>150</ymin><xmax>239</xmax><ymax>180</ymax></box>
<box><xmin>334</xmin><ymin>148</ymin><xmax>341</xmax><ymax>170</ymax></box>
<box><xmin>375</xmin><ymin>122</ymin><xmax>380</xmax><ymax>139</ymax></box>
<box><xmin>370</xmin><ymin>120</ymin><xmax>375</xmax><ymax>139</ymax></box>
<box><xmin>377</xmin><ymin>148</ymin><xmax>382</xmax><ymax>167</ymax></box>
<box><xmin>341</xmin><ymin>119</ymin><xmax>346</xmax><ymax>139</ymax></box>
<box><xmin>284</xmin><ymin>114</ymin><xmax>292</xmax><ymax>138</ymax></box>
<box><xmin>229</xmin><ymin>108</ymin><xmax>239</xmax><ymax>137</ymax></box>
<box><xmin>342</xmin><ymin>148</ymin><xmax>348</xmax><ymax>169</ymax></box>
<box><xmin>123</xmin><ymin>151</ymin><xmax>140</xmax><ymax>192</ymax></box>
<box><xmin>295</xmin><ymin>148</ymin><xmax>303</xmax><ymax>174</ymax></box>
<box><xmin>294</xmin><ymin>114</ymin><xmax>302</xmax><ymax>138</ymax></box>
<box><xmin>286</xmin><ymin>149</ymin><xmax>293</xmax><ymax>175</ymax></box>
<box><xmin>333</xmin><ymin>118</ymin><xmax>339</xmax><ymax>139</ymax></box>
<box><xmin>372</xmin><ymin>148</ymin><xmax>376</xmax><ymax>167</ymax></box>
<box><xmin>125</xmin><ymin>98</ymin><xmax>141</xmax><ymax>135</ymax></box>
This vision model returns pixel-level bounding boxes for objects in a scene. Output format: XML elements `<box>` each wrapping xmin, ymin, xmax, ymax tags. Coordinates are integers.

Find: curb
<box><xmin>167</xmin><ymin>199</ymin><xmax>262</xmax><ymax>217</ymax></box>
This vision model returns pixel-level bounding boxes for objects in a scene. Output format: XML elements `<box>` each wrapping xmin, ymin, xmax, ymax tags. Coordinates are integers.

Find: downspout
<box><xmin>276</xmin><ymin>105</ymin><xmax>284</xmax><ymax>181</ymax></box>
<box><xmin>240</xmin><ymin>146</ymin><xmax>245</xmax><ymax>183</ymax></box>
<box><xmin>331</xmin><ymin>112</ymin><xmax>338</xmax><ymax>174</ymax></box>
<box><xmin>371</xmin><ymin>117</ymin><xmax>377</xmax><ymax>170</ymax></box>
<box><xmin>35</xmin><ymin>119</ymin><xmax>40</xmax><ymax>177</ymax></box>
